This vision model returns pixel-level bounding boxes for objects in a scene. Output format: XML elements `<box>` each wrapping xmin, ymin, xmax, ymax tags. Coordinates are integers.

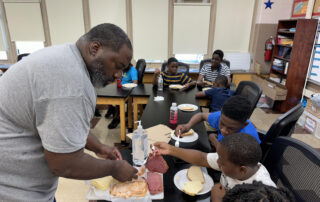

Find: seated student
<box><xmin>197</xmin><ymin>50</ymin><xmax>230</xmax><ymax>87</ymax></box>
<box><xmin>212</xmin><ymin>181</ymin><xmax>295</xmax><ymax>202</ymax></box>
<box><xmin>106</xmin><ymin>63</ymin><xmax>138</xmax><ymax>129</ymax></box>
<box><xmin>196</xmin><ymin>75</ymin><xmax>234</xmax><ymax>112</ymax></box>
<box><xmin>176</xmin><ymin>95</ymin><xmax>260</xmax><ymax>146</ymax></box>
<box><xmin>154</xmin><ymin>133</ymin><xmax>276</xmax><ymax>192</ymax></box>
<box><xmin>153</xmin><ymin>57</ymin><xmax>196</xmax><ymax>90</ymax></box>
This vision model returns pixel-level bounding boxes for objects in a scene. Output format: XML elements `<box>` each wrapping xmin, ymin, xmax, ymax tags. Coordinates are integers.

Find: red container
<box><xmin>117</xmin><ymin>79</ymin><xmax>122</xmax><ymax>88</ymax></box>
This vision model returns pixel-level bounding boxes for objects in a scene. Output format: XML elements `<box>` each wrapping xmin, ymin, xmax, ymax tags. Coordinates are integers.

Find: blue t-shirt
<box><xmin>121</xmin><ymin>66</ymin><xmax>138</xmax><ymax>84</ymax></box>
<box><xmin>207</xmin><ymin>111</ymin><xmax>260</xmax><ymax>143</ymax></box>
<box><xmin>205</xmin><ymin>87</ymin><xmax>234</xmax><ymax>112</ymax></box>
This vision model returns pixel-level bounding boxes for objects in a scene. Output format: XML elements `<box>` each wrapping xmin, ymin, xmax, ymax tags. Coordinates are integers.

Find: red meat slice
<box><xmin>146</xmin><ymin>153</ymin><xmax>169</xmax><ymax>173</ymax></box>
<box><xmin>146</xmin><ymin>172</ymin><xmax>163</xmax><ymax>195</ymax></box>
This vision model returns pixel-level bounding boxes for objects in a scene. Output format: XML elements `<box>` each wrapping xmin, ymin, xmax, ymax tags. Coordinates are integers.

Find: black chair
<box><xmin>263</xmin><ymin>136</ymin><xmax>320</xmax><ymax>202</ymax></box>
<box><xmin>259</xmin><ymin>103</ymin><xmax>304</xmax><ymax>161</ymax></box>
<box><xmin>161</xmin><ymin>62</ymin><xmax>190</xmax><ymax>74</ymax></box>
<box><xmin>234</xmin><ymin>81</ymin><xmax>262</xmax><ymax>118</ymax></box>
<box><xmin>17</xmin><ymin>53</ymin><xmax>30</xmax><ymax>62</ymax></box>
<box><xmin>136</xmin><ymin>59</ymin><xmax>146</xmax><ymax>84</ymax></box>
<box><xmin>199</xmin><ymin>58</ymin><xmax>230</xmax><ymax>72</ymax></box>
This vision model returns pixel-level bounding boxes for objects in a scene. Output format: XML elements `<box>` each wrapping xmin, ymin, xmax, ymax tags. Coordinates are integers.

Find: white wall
<box><xmin>256</xmin><ymin>0</ymin><xmax>293</xmax><ymax>24</ymax></box>
<box><xmin>213</xmin><ymin>0</ymin><xmax>255</xmax><ymax>52</ymax></box>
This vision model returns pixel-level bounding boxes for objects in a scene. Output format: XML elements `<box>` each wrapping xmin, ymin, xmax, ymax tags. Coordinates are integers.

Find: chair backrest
<box><xmin>234</xmin><ymin>81</ymin><xmax>262</xmax><ymax>118</ymax></box>
<box><xmin>161</xmin><ymin>62</ymin><xmax>190</xmax><ymax>74</ymax></box>
<box><xmin>199</xmin><ymin>58</ymin><xmax>231</xmax><ymax>72</ymax></box>
<box><xmin>136</xmin><ymin>59</ymin><xmax>146</xmax><ymax>84</ymax></box>
<box><xmin>260</xmin><ymin>103</ymin><xmax>304</xmax><ymax>161</ymax></box>
<box><xmin>263</xmin><ymin>136</ymin><xmax>320</xmax><ymax>202</ymax></box>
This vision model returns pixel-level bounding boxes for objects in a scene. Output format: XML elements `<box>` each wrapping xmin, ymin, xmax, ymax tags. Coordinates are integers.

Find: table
<box><xmin>130</xmin><ymin>84</ymin><xmax>155</xmax><ymax>129</ymax></box>
<box><xmin>96</xmin><ymin>84</ymin><xmax>133</xmax><ymax>144</ymax></box>
<box><xmin>141</xmin><ymin>86</ymin><xmax>211</xmax><ymax>153</ymax></box>
<box><xmin>96</xmin><ymin>150</ymin><xmax>211</xmax><ymax>202</ymax></box>
<box><xmin>131</xmin><ymin>84</ymin><xmax>211</xmax><ymax>130</ymax></box>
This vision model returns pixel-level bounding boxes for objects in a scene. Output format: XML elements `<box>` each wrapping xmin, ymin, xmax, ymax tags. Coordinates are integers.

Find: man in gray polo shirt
<box><xmin>0</xmin><ymin>23</ymin><xmax>137</xmax><ymax>201</ymax></box>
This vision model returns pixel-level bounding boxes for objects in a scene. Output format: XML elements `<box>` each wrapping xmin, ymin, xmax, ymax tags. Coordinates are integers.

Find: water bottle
<box><xmin>132</xmin><ymin>121</ymin><xmax>148</xmax><ymax>166</ymax></box>
<box><xmin>158</xmin><ymin>75</ymin><xmax>163</xmax><ymax>91</ymax></box>
<box><xmin>170</xmin><ymin>103</ymin><xmax>178</xmax><ymax>125</ymax></box>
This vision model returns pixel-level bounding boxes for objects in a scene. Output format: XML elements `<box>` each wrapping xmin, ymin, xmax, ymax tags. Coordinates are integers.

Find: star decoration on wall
<box><xmin>264</xmin><ymin>0</ymin><xmax>274</xmax><ymax>9</ymax></box>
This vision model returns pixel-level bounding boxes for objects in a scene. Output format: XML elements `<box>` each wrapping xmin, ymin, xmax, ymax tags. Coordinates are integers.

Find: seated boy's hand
<box><xmin>175</xmin><ymin>124</ymin><xmax>190</xmax><ymax>136</ymax></box>
<box><xmin>211</xmin><ymin>183</ymin><xmax>226</xmax><ymax>202</ymax></box>
<box><xmin>208</xmin><ymin>133</ymin><xmax>218</xmax><ymax>148</ymax></box>
<box><xmin>153</xmin><ymin>142</ymin><xmax>172</xmax><ymax>155</ymax></box>
<box><xmin>154</xmin><ymin>69</ymin><xmax>160</xmax><ymax>75</ymax></box>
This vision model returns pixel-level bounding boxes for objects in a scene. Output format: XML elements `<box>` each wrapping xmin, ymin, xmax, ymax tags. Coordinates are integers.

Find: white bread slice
<box><xmin>187</xmin><ymin>166</ymin><xmax>204</xmax><ymax>184</ymax></box>
<box><xmin>182</xmin><ymin>181</ymin><xmax>204</xmax><ymax>196</ymax></box>
<box><xmin>91</xmin><ymin>176</ymin><xmax>115</xmax><ymax>190</ymax></box>
<box><xmin>181</xmin><ymin>129</ymin><xmax>194</xmax><ymax>137</ymax></box>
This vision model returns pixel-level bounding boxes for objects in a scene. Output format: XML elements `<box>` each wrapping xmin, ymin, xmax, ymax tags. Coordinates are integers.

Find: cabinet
<box><xmin>270</xmin><ymin>19</ymin><xmax>317</xmax><ymax>113</ymax></box>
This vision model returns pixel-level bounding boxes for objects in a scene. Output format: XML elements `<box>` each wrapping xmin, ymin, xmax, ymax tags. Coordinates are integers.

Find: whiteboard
<box><xmin>224</xmin><ymin>52</ymin><xmax>251</xmax><ymax>71</ymax></box>
<box><xmin>309</xmin><ymin>44</ymin><xmax>320</xmax><ymax>84</ymax></box>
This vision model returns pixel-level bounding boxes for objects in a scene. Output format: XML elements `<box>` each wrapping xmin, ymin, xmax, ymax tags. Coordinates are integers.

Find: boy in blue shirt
<box><xmin>175</xmin><ymin>95</ymin><xmax>260</xmax><ymax>147</ymax></box>
<box><xmin>106</xmin><ymin>64</ymin><xmax>137</xmax><ymax>129</ymax></box>
<box><xmin>196</xmin><ymin>75</ymin><xmax>234</xmax><ymax>112</ymax></box>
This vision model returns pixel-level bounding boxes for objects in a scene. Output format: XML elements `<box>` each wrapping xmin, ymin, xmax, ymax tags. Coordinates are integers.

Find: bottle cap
<box><xmin>172</xmin><ymin>102</ymin><xmax>177</xmax><ymax>107</ymax></box>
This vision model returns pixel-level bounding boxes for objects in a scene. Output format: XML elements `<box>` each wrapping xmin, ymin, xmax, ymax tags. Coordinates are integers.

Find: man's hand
<box><xmin>208</xmin><ymin>133</ymin><xmax>218</xmax><ymax>149</ymax></box>
<box><xmin>112</xmin><ymin>160</ymin><xmax>138</xmax><ymax>182</ymax></box>
<box><xmin>211</xmin><ymin>183</ymin><xmax>226</xmax><ymax>202</ymax></box>
<box><xmin>175</xmin><ymin>124</ymin><xmax>190</xmax><ymax>136</ymax></box>
<box><xmin>96</xmin><ymin>145</ymin><xmax>122</xmax><ymax>160</ymax></box>
<box><xmin>153</xmin><ymin>142</ymin><xmax>173</xmax><ymax>155</ymax></box>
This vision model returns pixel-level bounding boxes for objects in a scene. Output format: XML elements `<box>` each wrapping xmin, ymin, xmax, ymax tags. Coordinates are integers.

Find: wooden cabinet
<box><xmin>270</xmin><ymin>19</ymin><xmax>317</xmax><ymax>113</ymax></box>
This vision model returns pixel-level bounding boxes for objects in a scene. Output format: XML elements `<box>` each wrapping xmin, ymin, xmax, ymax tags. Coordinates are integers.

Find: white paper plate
<box><xmin>174</xmin><ymin>168</ymin><xmax>214</xmax><ymax>196</ymax></box>
<box><xmin>122</xmin><ymin>83</ymin><xmax>137</xmax><ymax>88</ymax></box>
<box><xmin>170</xmin><ymin>131</ymin><xmax>199</xmax><ymax>143</ymax></box>
<box><xmin>202</xmin><ymin>87</ymin><xmax>211</xmax><ymax>91</ymax></box>
<box><xmin>169</xmin><ymin>84</ymin><xmax>184</xmax><ymax>90</ymax></box>
<box><xmin>178</xmin><ymin>104</ymin><xmax>198</xmax><ymax>112</ymax></box>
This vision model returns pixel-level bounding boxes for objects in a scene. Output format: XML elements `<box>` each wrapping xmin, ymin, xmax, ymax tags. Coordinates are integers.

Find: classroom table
<box><xmin>131</xmin><ymin>84</ymin><xmax>211</xmax><ymax>130</ymax></box>
<box><xmin>141</xmin><ymin>86</ymin><xmax>211</xmax><ymax>153</ymax></box>
<box><xmin>96</xmin><ymin>84</ymin><xmax>133</xmax><ymax>144</ymax></box>
<box><xmin>130</xmin><ymin>84</ymin><xmax>155</xmax><ymax>129</ymax></box>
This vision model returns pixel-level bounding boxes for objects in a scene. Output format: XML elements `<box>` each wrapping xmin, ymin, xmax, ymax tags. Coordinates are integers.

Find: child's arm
<box><xmin>195</xmin><ymin>91</ymin><xmax>206</xmax><ymax>98</ymax></box>
<box><xmin>211</xmin><ymin>183</ymin><xmax>226</xmax><ymax>202</ymax></box>
<box><xmin>184</xmin><ymin>81</ymin><xmax>196</xmax><ymax>90</ymax></box>
<box><xmin>175</xmin><ymin>112</ymin><xmax>210</xmax><ymax>135</ymax></box>
<box><xmin>153</xmin><ymin>142</ymin><xmax>210</xmax><ymax>168</ymax></box>
<box><xmin>197</xmin><ymin>74</ymin><xmax>205</xmax><ymax>87</ymax></box>
<box><xmin>152</xmin><ymin>69</ymin><xmax>161</xmax><ymax>86</ymax></box>
<box><xmin>208</xmin><ymin>133</ymin><xmax>219</xmax><ymax>149</ymax></box>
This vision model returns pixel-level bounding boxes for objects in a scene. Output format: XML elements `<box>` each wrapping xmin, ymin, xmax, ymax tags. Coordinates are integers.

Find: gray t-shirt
<box><xmin>0</xmin><ymin>44</ymin><xmax>96</xmax><ymax>201</ymax></box>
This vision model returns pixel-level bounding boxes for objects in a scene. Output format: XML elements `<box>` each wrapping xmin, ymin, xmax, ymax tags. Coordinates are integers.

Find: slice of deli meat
<box><xmin>146</xmin><ymin>154</ymin><xmax>169</xmax><ymax>173</ymax></box>
<box><xmin>146</xmin><ymin>172</ymin><xmax>163</xmax><ymax>195</ymax></box>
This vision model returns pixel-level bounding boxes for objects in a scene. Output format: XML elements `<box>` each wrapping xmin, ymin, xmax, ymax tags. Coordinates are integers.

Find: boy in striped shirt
<box><xmin>153</xmin><ymin>57</ymin><xmax>195</xmax><ymax>90</ymax></box>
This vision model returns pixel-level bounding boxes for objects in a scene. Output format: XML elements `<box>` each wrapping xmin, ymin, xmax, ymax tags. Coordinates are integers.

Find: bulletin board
<box><xmin>313</xmin><ymin>0</ymin><xmax>320</xmax><ymax>16</ymax></box>
<box><xmin>291</xmin><ymin>0</ymin><xmax>309</xmax><ymax>17</ymax></box>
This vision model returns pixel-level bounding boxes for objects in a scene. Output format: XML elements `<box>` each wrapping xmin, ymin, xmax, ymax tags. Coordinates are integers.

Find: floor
<box><xmin>55</xmin><ymin>108</ymin><xmax>320</xmax><ymax>202</ymax></box>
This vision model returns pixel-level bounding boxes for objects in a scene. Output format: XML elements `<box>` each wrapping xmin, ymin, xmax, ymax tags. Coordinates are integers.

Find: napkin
<box><xmin>154</xmin><ymin>96</ymin><xmax>164</xmax><ymax>101</ymax></box>
<box><xmin>127</xmin><ymin>124</ymin><xmax>172</xmax><ymax>153</ymax></box>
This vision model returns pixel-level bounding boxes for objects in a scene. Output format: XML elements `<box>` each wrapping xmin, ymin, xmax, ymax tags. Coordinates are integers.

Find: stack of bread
<box><xmin>182</xmin><ymin>166</ymin><xmax>204</xmax><ymax>196</ymax></box>
<box><xmin>91</xmin><ymin>176</ymin><xmax>117</xmax><ymax>191</ymax></box>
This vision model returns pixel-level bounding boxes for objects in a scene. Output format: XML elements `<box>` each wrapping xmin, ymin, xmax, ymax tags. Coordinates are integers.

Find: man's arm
<box><xmin>86</xmin><ymin>133</ymin><xmax>122</xmax><ymax>160</ymax></box>
<box><xmin>153</xmin><ymin>142</ymin><xmax>210</xmax><ymax>168</ymax></box>
<box><xmin>175</xmin><ymin>112</ymin><xmax>210</xmax><ymax>135</ymax></box>
<box><xmin>44</xmin><ymin>148</ymin><xmax>137</xmax><ymax>181</ymax></box>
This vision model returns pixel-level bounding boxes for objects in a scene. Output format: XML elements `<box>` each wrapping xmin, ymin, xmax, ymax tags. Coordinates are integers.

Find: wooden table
<box><xmin>96</xmin><ymin>84</ymin><xmax>133</xmax><ymax>144</ymax></box>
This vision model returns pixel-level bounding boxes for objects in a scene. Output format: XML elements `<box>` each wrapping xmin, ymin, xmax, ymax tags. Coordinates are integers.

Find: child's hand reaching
<box><xmin>211</xmin><ymin>183</ymin><xmax>226</xmax><ymax>202</ymax></box>
<box><xmin>153</xmin><ymin>142</ymin><xmax>173</xmax><ymax>155</ymax></box>
<box><xmin>154</xmin><ymin>68</ymin><xmax>161</xmax><ymax>75</ymax></box>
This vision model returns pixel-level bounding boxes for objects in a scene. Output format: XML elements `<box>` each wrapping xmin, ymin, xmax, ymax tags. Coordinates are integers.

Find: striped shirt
<box><xmin>161</xmin><ymin>71</ymin><xmax>192</xmax><ymax>86</ymax></box>
<box><xmin>200</xmin><ymin>63</ymin><xmax>230</xmax><ymax>82</ymax></box>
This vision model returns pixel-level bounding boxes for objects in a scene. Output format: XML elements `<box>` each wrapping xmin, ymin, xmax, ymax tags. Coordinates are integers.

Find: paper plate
<box><xmin>202</xmin><ymin>87</ymin><xmax>211</xmax><ymax>91</ymax></box>
<box><xmin>178</xmin><ymin>104</ymin><xmax>198</xmax><ymax>112</ymax></box>
<box><xmin>174</xmin><ymin>168</ymin><xmax>214</xmax><ymax>196</ymax></box>
<box><xmin>122</xmin><ymin>83</ymin><xmax>137</xmax><ymax>88</ymax></box>
<box><xmin>170</xmin><ymin>131</ymin><xmax>199</xmax><ymax>143</ymax></box>
<box><xmin>169</xmin><ymin>84</ymin><xmax>184</xmax><ymax>90</ymax></box>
